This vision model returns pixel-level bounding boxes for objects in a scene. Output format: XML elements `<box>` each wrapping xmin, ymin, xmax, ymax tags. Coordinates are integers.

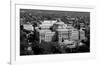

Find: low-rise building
<box><xmin>79</xmin><ymin>28</ymin><xmax>86</xmax><ymax>41</ymax></box>
<box><xmin>23</xmin><ymin>24</ymin><xmax>34</xmax><ymax>31</ymax></box>
<box><xmin>70</xmin><ymin>29</ymin><xmax>79</xmax><ymax>41</ymax></box>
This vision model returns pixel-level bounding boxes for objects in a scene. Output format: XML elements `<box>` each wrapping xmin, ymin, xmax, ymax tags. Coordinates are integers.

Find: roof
<box><xmin>56</xmin><ymin>29</ymin><xmax>68</xmax><ymax>31</ymax></box>
<box><xmin>23</xmin><ymin>24</ymin><xmax>34</xmax><ymax>31</ymax></box>
<box><xmin>55</xmin><ymin>21</ymin><xmax>64</xmax><ymax>25</ymax></box>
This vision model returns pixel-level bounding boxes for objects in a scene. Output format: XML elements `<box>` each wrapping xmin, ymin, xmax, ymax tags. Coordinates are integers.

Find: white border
<box><xmin>11</xmin><ymin>1</ymin><xmax>96</xmax><ymax>65</ymax></box>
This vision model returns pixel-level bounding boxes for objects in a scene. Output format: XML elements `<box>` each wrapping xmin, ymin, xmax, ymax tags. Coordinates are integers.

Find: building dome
<box><xmin>53</xmin><ymin>20</ymin><xmax>67</xmax><ymax>31</ymax></box>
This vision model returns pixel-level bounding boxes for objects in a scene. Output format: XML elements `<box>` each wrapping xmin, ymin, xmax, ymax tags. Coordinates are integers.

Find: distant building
<box><xmin>39</xmin><ymin>20</ymin><xmax>57</xmax><ymax>29</ymax></box>
<box><xmin>44</xmin><ymin>32</ymin><xmax>55</xmax><ymax>42</ymax></box>
<box><xmin>70</xmin><ymin>29</ymin><xmax>79</xmax><ymax>41</ymax></box>
<box><xmin>53</xmin><ymin>20</ymin><xmax>69</xmax><ymax>43</ymax></box>
<box><xmin>80</xmin><ymin>23</ymin><xmax>85</xmax><ymax>28</ymax></box>
<box><xmin>53</xmin><ymin>19</ymin><xmax>79</xmax><ymax>43</ymax></box>
<box><xmin>56</xmin><ymin>29</ymin><xmax>69</xmax><ymax>43</ymax></box>
<box><xmin>37</xmin><ymin>20</ymin><xmax>56</xmax><ymax>43</ymax></box>
<box><xmin>36</xmin><ymin>19</ymin><xmax>85</xmax><ymax>46</ymax></box>
<box><xmin>23</xmin><ymin>24</ymin><xmax>34</xmax><ymax>31</ymax></box>
<box><xmin>39</xmin><ymin>30</ymin><xmax>55</xmax><ymax>43</ymax></box>
<box><xmin>79</xmin><ymin>28</ymin><xmax>86</xmax><ymax>41</ymax></box>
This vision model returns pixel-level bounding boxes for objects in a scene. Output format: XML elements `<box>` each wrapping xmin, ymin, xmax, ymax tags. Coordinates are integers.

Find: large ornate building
<box><xmin>36</xmin><ymin>20</ymin><xmax>57</xmax><ymax>43</ymax></box>
<box><xmin>53</xmin><ymin>20</ymin><xmax>69</xmax><ymax>43</ymax></box>
<box><xmin>36</xmin><ymin>19</ymin><xmax>85</xmax><ymax>46</ymax></box>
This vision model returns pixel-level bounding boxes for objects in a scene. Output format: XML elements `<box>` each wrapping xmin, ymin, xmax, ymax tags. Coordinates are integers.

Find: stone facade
<box><xmin>36</xmin><ymin>19</ymin><xmax>85</xmax><ymax>44</ymax></box>
<box><xmin>37</xmin><ymin>20</ymin><xmax>57</xmax><ymax>43</ymax></box>
<box><xmin>39</xmin><ymin>30</ymin><xmax>55</xmax><ymax>43</ymax></box>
